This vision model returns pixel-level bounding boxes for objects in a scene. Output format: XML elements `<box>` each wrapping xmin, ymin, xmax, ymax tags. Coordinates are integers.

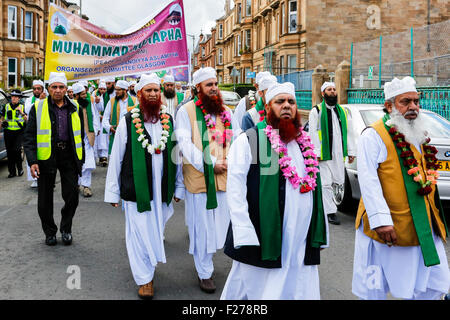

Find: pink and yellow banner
<box><xmin>44</xmin><ymin>0</ymin><xmax>189</xmax><ymax>82</ymax></box>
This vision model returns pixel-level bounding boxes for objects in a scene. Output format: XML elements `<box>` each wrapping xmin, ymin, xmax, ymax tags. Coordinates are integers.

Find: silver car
<box><xmin>333</xmin><ymin>104</ymin><xmax>450</xmax><ymax>212</ymax></box>
<box><xmin>220</xmin><ymin>90</ymin><xmax>241</xmax><ymax>111</ymax></box>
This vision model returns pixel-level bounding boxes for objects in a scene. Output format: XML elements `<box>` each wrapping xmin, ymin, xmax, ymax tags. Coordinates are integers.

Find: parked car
<box><xmin>305</xmin><ymin>104</ymin><xmax>450</xmax><ymax>212</ymax></box>
<box><xmin>221</xmin><ymin>90</ymin><xmax>241</xmax><ymax>111</ymax></box>
<box><xmin>0</xmin><ymin>89</ymin><xmax>9</xmax><ymax>160</ymax></box>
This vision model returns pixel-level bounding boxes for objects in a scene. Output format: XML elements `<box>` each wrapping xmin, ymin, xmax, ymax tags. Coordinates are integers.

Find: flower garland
<box><xmin>386</xmin><ymin>125</ymin><xmax>439</xmax><ymax>195</ymax></box>
<box><xmin>264</xmin><ymin>125</ymin><xmax>319</xmax><ymax>193</ymax></box>
<box><xmin>196</xmin><ymin>99</ymin><xmax>233</xmax><ymax>147</ymax></box>
<box><xmin>131</xmin><ymin>105</ymin><xmax>170</xmax><ymax>155</ymax></box>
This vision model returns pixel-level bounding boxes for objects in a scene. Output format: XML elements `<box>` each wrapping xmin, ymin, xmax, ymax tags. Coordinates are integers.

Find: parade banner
<box><xmin>44</xmin><ymin>0</ymin><xmax>189</xmax><ymax>82</ymax></box>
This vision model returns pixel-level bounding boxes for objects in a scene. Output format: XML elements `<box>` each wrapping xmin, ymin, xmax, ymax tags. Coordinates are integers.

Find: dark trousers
<box><xmin>4</xmin><ymin>129</ymin><xmax>23</xmax><ymax>175</ymax></box>
<box><xmin>37</xmin><ymin>146</ymin><xmax>79</xmax><ymax>237</ymax></box>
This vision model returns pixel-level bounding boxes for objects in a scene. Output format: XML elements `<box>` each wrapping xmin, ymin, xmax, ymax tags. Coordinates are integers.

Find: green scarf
<box><xmin>130</xmin><ymin>105</ymin><xmax>176</xmax><ymax>213</ymax></box>
<box><xmin>109</xmin><ymin>95</ymin><xmax>135</xmax><ymax>154</ymax></box>
<box><xmin>85</xmin><ymin>92</ymin><xmax>95</xmax><ymax>132</ymax></box>
<box><xmin>319</xmin><ymin>100</ymin><xmax>348</xmax><ymax>161</ymax></box>
<box><xmin>255</xmin><ymin>98</ymin><xmax>264</xmax><ymax>112</ymax></box>
<box><xmin>257</xmin><ymin>120</ymin><xmax>327</xmax><ymax>260</ymax></box>
<box><xmin>383</xmin><ymin>114</ymin><xmax>441</xmax><ymax>267</ymax></box>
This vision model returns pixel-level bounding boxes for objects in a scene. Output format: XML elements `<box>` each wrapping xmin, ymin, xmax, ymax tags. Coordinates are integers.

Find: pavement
<box><xmin>0</xmin><ymin>158</ymin><xmax>448</xmax><ymax>300</ymax></box>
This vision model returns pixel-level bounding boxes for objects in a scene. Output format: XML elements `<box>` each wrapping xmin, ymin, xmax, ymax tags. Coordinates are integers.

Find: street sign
<box><xmin>231</xmin><ymin>68</ymin><xmax>240</xmax><ymax>77</ymax></box>
<box><xmin>368</xmin><ymin>66</ymin><xmax>374</xmax><ymax>80</ymax></box>
<box><xmin>246</xmin><ymin>71</ymin><xmax>256</xmax><ymax>79</ymax></box>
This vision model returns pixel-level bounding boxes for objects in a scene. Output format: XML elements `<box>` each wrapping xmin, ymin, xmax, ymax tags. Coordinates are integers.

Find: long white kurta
<box><xmin>308</xmin><ymin>103</ymin><xmax>356</xmax><ymax>215</ymax></box>
<box><xmin>104</xmin><ymin>116</ymin><xmax>184</xmax><ymax>285</ymax></box>
<box><xmin>94</xmin><ymin>92</ymin><xmax>115</xmax><ymax>158</ymax></box>
<box><xmin>175</xmin><ymin>104</ymin><xmax>241</xmax><ymax>279</ymax></box>
<box><xmin>102</xmin><ymin>96</ymin><xmax>128</xmax><ymax>155</ymax></box>
<box><xmin>352</xmin><ymin>128</ymin><xmax>450</xmax><ymax>300</ymax></box>
<box><xmin>220</xmin><ymin>133</ymin><xmax>329</xmax><ymax>300</ymax></box>
<box><xmin>25</xmin><ymin>96</ymin><xmax>39</xmax><ymax>182</ymax></box>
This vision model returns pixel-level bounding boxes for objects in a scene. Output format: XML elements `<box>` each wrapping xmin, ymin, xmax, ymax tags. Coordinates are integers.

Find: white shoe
<box><xmin>31</xmin><ymin>180</ymin><xmax>38</xmax><ymax>188</ymax></box>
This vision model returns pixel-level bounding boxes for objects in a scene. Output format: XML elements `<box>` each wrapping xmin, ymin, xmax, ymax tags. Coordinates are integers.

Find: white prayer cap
<box><xmin>32</xmin><ymin>80</ymin><xmax>45</xmax><ymax>88</ymax></box>
<box><xmin>384</xmin><ymin>76</ymin><xmax>417</xmax><ymax>100</ymax></box>
<box><xmin>98</xmin><ymin>82</ymin><xmax>106</xmax><ymax>89</ymax></box>
<box><xmin>48</xmin><ymin>72</ymin><xmax>67</xmax><ymax>86</ymax></box>
<box><xmin>67</xmin><ymin>86</ymin><xmax>73</xmax><ymax>91</ymax></box>
<box><xmin>116</xmin><ymin>80</ymin><xmax>129</xmax><ymax>90</ymax></box>
<box><xmin>104</xmin><ymin>76</ymin><xmax>116</xmax><ymax>83</ymax></box>
<box><xmin>163</xmin><ymin>74</ymin><xmax>175</xmax><ymax>84</ymax></box>
<box><xmin>129</xmin><ymin>80</ymin><xmax>137</xmax><ymax>86</ymax></box>
<box><xmin>72</xmin><ymin>83</ymin><xmax>85</xmax><ymax>95</ymax></box>
<box><xmin>193</xmin><ymin>67</ymin><xmax>217</xmax><ymax>86</ymax></box>
<box><xmin>265</xmin><ymin>82</ymin><xmax>296</xmax><ymax>104</ymax></box>
<box><xmin>255</xmin><ymin>71</ymin><xmax>271</xmax><ymax>85</ymax></box>
<box><xmin>321</xmin><ymin>82</ymin><xmax>335</xmax><ymax>92</ymax></box>
<box><xmin>258</xmin><ymin>75</ymin><xmax>278</xmax><ymax>91</ymax></box>
<box><xmin>135</xmin><ymin>73</ymin><xmax>161</xmax><ymax>93</ymax></box>
<box><xmin>79</xmin><ymin>80</ymin><xmax>89</xmax><ymax>88</ymax></box>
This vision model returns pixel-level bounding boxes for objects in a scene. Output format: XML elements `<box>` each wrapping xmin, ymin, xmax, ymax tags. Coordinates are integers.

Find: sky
<box><xmin>74</xmin><ymin>0</ymin><xmax>228</xmax><ymax>53</ymax></box>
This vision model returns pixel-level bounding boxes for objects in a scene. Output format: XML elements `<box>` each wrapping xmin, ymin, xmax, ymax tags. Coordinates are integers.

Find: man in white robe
<box><xmin>94</xmin><ymin>78</ymin><xmax>115</xmax><ymax>166</ymax></box>
<box><xmin>352</xmin><ymin>76</ymin><xmax>450</xmax><ymax>300</ymax></box>
<box><xmin>308</xmin><ymin>82</ymin><xmax>356</xmax><ymax>225</ymax></box>
<box><xmin>105</xmin><ymin>73</ymin><xmax>184</xmax><ymax>299</ymax></box>
<box><xmin>175</xmin><ymin>67</ymin><xmax>240</xmax><ymax>293</ymax></box>
<box><xmin>24</xmin><ymin>80</ymin><xmax>46</xmax><ymax>188</ymax></box>
<box><xmin>72</xmin><ymin>83</ymin><xmax>100</xmax><ymax>197</ymax></box>
<box><xmin>221</xmin><ymin>82</ymin><xmax>328</xmax><ymax>300</ymax></box>
<box><xmin>161</xmin><ymin>74</ymin><xmax>184</xmax><ymax>118</ymax></box>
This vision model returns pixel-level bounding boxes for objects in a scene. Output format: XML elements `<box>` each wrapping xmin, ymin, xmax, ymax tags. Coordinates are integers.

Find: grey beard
<box><xmin>389</xmin><ymin>108</ymin><xmax>428</xmax><ymax>146</ymax></box>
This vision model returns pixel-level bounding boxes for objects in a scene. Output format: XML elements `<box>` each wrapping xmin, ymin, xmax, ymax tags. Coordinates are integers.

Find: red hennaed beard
<box><xmin>139</xmin><ymin>95</ymin><xmax>162</xmax><ymax>123</ymax></box>
<box><xmin>266</xmin><ymin>108</ymin><xmax>302</xmax><ymax>143</ymax></box>
<box><xmin>198</xmin><ymin>89</ymin><xmax>224</xmax><ymax>115</ymax></box>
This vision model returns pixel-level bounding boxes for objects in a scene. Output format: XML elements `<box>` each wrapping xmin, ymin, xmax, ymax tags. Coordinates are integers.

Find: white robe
<box><xmin>352</xmin><ymin>128</ymin><xmax>450</xmax><ymax>300</ymax></box>
<box><xmin>174</xmin><ymin>104</ymin><xmax>241</xmax><ymax>279</ymax></box>
<box><xmin>308</xmin><ymin>103</ymin><xmax>356</xmax><ymax>214</ymax></box>
<box><xmin>102</xmin><ymin>95</ymin><xmax>128</xmax><ymax>155</ymax></box>
<box><xmin>220</xmin><ymin>133</ymin><xmax>328</xmax><ymax>300</ymax></box>
<box><xmin>104</xmin><ymin>116</ymin><xmax>184</xmax><ymax>285</ymax></box>
<box><xmin>231</xmin><ymin>97</ymin><xmax>246</xmax><ymax>133</ymax></box>
<box><xmin>94</xmin><ymin>92</ymin><xmax>114</xmax><ymax>158</ymax></box>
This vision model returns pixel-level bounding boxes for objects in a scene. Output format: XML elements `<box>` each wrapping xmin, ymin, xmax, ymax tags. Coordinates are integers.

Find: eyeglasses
<box><xmin>49</xmin><ymin>85</ymin><xmax>66</xmax><ymax>90</ymax></box>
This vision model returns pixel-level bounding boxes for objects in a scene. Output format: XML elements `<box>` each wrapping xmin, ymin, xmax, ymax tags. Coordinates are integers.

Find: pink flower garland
<box><xmin>197</xmin><ymin>100</ymin><xmax>233</xmax><ymax>147</ymax></box>
<box><xmin>264</xmin><ymin>125</ymin><xmax>319</xmax><ymax>193</ymax></box>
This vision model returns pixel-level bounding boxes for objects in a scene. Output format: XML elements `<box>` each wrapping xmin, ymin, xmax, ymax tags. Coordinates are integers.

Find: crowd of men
<box><xmin>2</xmin><ymin>67</ymin><xmax>449</xmax><ymax>301</ymax></box>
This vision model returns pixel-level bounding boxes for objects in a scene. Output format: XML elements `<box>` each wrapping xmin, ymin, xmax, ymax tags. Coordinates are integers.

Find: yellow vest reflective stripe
<box><xmin>36</xmin><ymin>99</ymin><xmax>83</xmax><ymax>161</ymax></box>
<box><xmin>5</xmin><ymin>104</ymin><xmax>25</xmax><ymax>130</ymax></box>
<box><xmin>315</xmin><ymin>103</ymin><xmax>348</xmax><ymax>159</ymax></box>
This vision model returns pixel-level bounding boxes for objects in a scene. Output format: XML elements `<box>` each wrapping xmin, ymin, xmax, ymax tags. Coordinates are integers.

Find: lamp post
<box><xmin>187</xmin><ymin>34</ymin><xmax>195</xmax><ymax>83</ymax></box>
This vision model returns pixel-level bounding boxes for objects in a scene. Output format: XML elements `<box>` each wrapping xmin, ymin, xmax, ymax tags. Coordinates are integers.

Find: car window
<box><xmin>0</xmin><ymin>92</ymin><xmax>8</xmax><ymax>111</ymax></box>
<box><xmin>221</xmin><ymin>91</ymin><xmax>240</xmax><ymax>100</ymax></box>
<box><xmin>359</xmin><ymin>109</ymin><xmax>385</xmax><ymax>126</ymax></box>
<box><xmin>422</xmin><ymin>112</ymin><xmax>450</xmax><ymax>138</ymax></box>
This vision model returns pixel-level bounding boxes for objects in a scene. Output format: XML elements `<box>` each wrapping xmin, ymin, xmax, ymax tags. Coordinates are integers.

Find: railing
<box><xmin>347</xmin><ymin>87</ymin><xmax>450</xmax><ymax>120</ymax></box>
<box><xmin>295</xmin><ymin>90</ymin><xmax>312</xmax><ymax>110</ymax></box>
<box><xmin>277</xmin><ymin>70</ymin><xmax>313</xmax><ymax>91</ymax></box>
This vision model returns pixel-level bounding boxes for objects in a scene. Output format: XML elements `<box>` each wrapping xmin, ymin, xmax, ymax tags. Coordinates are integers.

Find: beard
<box><xmin>198</xmin><ymin>89</ymin><xmax>224</xmax><ymax>115</ymax></box>
<box><xmin>77</xmin><ymin>97</ymin><xmax>89</xmax><ymax>108</ymax></box>
<box><xmin>164</xmin><ymin>89</ymin><xmax>175</xmax><ymax>99</ymax></box>
<box><xmin>267</xmin><ymin>108</ymin><xmax>302</xmax><ymax>143</ymax></box>
<box><xmin>139</xmin><ymin>95</ymin><xmax>162</xmax><ymax>123</ymax></box>
<box><xmin>324</xmin><ymin>93</ymin><xmax>338</xmax><ymax>106</ymax></box>
<box><xmin>389</xmin><ymin>107</ymin><xmax>428</xmax><ymax>146</ymax></box>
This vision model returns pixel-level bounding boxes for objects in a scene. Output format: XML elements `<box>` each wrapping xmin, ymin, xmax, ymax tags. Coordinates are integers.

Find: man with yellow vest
<box><xmin>352</xmin><ymin>76</ymin><xmax>449</xmax><ymax>300</ymax></box>
<box><xmin>23</xmin><ymin>72</ymin><xmax>85</xmax><ymax>246</ymax></box>
<box><xmin>1</xmin><ymin>89</ymin><xmax>26</xmax><ymax>178</ymax></box>
<box><xmin>308</xmin><ymin>82</ymin><xmax>356</xmax><ymax>225</ymax></box>
<box><xmin>175</xmin><ymin>67</ymin><xmax>240</xmax><ymax>293</ymax></box>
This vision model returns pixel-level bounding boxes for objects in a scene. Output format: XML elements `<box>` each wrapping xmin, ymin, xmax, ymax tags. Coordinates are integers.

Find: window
<box><xmin>25</xmin><ymin>12</ymin><xmax>33</xmax><ymax>41</ymax></box>
<box><xmin>245</xmin><ymin>30</ymin><xmax>251</xmax><ymax>50</ymax></box>
<box><xmin>25</xmin><ymin>58</ymin><xmax>34</xmax><ymax>76</ymax></box>
<box><xmin>218</xmin><ymin>48</ymin><xmax>223</xmax><ymax>65</ymax></box>
<box><xmin>8</xmin><ymin>58</ymin><xmax>18</xmax><ymax>87</ymax></box>
<box><xmin>219</xmin><ymin>24</ymin><xmax>223</xmax><ymax>39</ymax></box>
<box><xmin>202</xmin><ymin>47</ymin><xmax>205</xmax><ymax>57</ymax></box>
<box><xmin>246</xmin><ymin>0</ymin><xmax>252</xmax><ymax>16</ymax></box>
<box><xmin>21</xmin><ymin>58</ymin><xmax>25</xmax><ymax>87</ymax></box>
<box><xmin>245</xmin><ymin>68</ymin><xmax>251</xmax><ymax>84</ymax></box>
<box><xmin>287</xmin><ymin>54</ymin><xmax>297</xmax><ymax>73</ymax></box>
<box><xmin>21</xmin><ymin>8</ymin><xmax>24</xmax><ymax>40</ymax></box>
<box><xmin>237</xmin><ymin>3</ymin><xmax>242</xmax><ymax>24</ymax></box>
<box><xmin>237</xmin><ymin>35</ymin><xmax>241</xmax><ymax>56</ymax></box>
<box><xmin>279</xmin><ymin>56</ymin><xmax>284</xmax><ymax>75</ymax></box>
<box><xmin>281</xmin><ymin>3</ymin><xmax>286</xmax><ymax>34</ymax></box>
<box><xmin>8</xmin><ymin>6</ymin><xmax>17</xmax><ymax>39</ymax></box>
<box><xmin>289</xmin><ymin>1</ymin><xmax>298</xmax><ymax>33</ymax></box>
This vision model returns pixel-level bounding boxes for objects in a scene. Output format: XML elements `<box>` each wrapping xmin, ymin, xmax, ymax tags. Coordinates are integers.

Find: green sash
<box><xmin>319</xmin><ymin>100</ymin><xmax>348</xmax><ymax>161</ymax></box>
<box><xmin>257</xmin><ymin>120</ymin><xmax>327</xmax><ymax>260</ymax></box>
<box><xmin>383</xmin><ymin>114</ymin><xmax>440</xmax><ymax>267</ymax></box>
<box><xmin>255</xmin><ymin>98</ymin><xmax>264</xmax><ymax>112</ymax></box>
<box><xmin>85</xmin><ymin>93</ymin><xmax>94</xmax><ymax>132</ymax></box>
<box><xmin>109</xmin><ymin>96</ymin><xmax>135</xmax><ymax>154</ymax></box>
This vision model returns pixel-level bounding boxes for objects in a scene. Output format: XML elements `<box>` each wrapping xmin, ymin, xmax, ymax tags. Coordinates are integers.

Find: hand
<box><xmin>348</xmin><ymin>156</ymin><xmax>355</xmax><ymax>164</ymax></box>
<box><xmin>214</xmin><ymin>159</ymin><xmax>227</xmax><ymax>174</ymax></box>
<box><xmin>174</xmin><ymin>197</ymin><xmax>181</xmax><ymax>203</ymax></box>
<box><xmin>110</xmin><ymin>203</ymin><xmax>119</xmax><ymax>208</ymax></box>
<box><xmin>110</xmin><ymin>126</ymin><xmax>116</xmax><ymax>134</ymax></box>
<box><xmin>374</xmin><ymin>225</ymin><xmax>397</xmax><ymax>246</ymax></box>
<box><xmin>30</xmin><ymin>164</ymin><xmax>40</xmax><ymax>179</ymax></box>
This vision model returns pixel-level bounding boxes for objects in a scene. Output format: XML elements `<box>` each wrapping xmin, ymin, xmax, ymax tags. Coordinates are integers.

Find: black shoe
<box><xmin>45</xmin><ymin>235</ymin><xmax>57</xmax><ymax>246</ymax></box>
<box><xmin>18</xmin><ymin>170</ymin><xmax>24</xmax><ymax>176</ymax></box>
<box><xmin>61</xmin><ymin>232</ymin><xmax>72</xmax><ymax>245</ymax></box>
<box><xmin>328</xmin><ymin>213</ymin><xmax>341</xmax><ymax>225</ymax></box>
<box><xmin>7</xmin><ymin>173</ymin><xmax>16</xmax><ymax>178</ymax></box>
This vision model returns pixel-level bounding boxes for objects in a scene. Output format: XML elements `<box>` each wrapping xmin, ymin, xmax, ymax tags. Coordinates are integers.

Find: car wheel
<box><xmin>332</xmin><ymin>170</ymin><xmax>356</xmax><ymax>213</ymax></box>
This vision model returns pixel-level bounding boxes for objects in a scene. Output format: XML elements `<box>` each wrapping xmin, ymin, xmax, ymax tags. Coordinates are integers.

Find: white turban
<box><xmin>265</xmin><ymin>82</ymin><xmax>296</xmax><ymax>104</ymax></box>
<box><xmin>78</xmin><ymin>80</ymin><xmax>89</xmax><ymax>88</ymax></box>
<box><xmin>32</xmin><ymin>80</ymin><xmax>44</xmax><ymax>88</ymax></box>
<box><xmin>163</xmin><ymin>74</ymin><xmax>175</xmax><ymax>84</ymax></box>
<box><xmin>48</xmin><ymin>72</ymin><xmax>67</xmax><ymax>86</ymax></box>
<box><xmin>193</xmin><ymin>67</ymin><xmax>217</xmax><ymax>86</ymax></box>
<box><xmin>321</xmin><ymin>82</ymin><xmax>335</xmax><ymax>92</ymax></box>
<box><xmin>135</xmin><ymin>73</ymin><xmax>161</xmax><ymax>93</ymax></box>
<box><xmin>67</xmin><ymin>86</ymin><xmax>73</xmax><ymax>91</ymax></box>
<box><xmin>129</xmin><ymin>80</ymin><xmax>137</xmax><ymax>86</ymax></box>
<box><xmin>104</xmin><ymin>76</ymin><xmax>116</xmax><ymax>83</ymax></box>
<box><xmin>72</xmin><ymin>83</ymin><xmax>85</xmax><ymax>95</ymax></box>
<box><xmin>258</xmin><ymin>75</ymin><xmax>278</xmax><ymax>91</ymax></box>
<box><xmin>255</xmin><ymin>71</ymin><xmax>271</xmax><ymax>85</ymax></box>
<box><xmin>384</xmin><ymin>76</ymin><xmax>417</xmax><ymax>100</ymax></box>
<box><xmin>116</xmin><ymin>80</ymin><xmax>129</xmax><ymax>90</ymax></box>
<box><xmin>98</xmin><ymin>82</ymin><xmax>106</xmax><ymax>89</ymax></box>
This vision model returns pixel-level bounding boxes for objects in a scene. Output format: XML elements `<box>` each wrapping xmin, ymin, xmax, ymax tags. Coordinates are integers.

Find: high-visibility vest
<box><xmin>5</xmin><ymin>103</ymin><xmax>25</xmax><ymax>131</ymax></box>
<box><xmin>35</xmin><ymin>98</ymin><xmax>82</xmax><ymax>161</ymax></box>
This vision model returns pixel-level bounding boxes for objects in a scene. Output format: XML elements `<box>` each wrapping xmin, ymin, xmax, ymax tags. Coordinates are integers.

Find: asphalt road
<box><xmin>0</xmin><ymin>158</ymin><xmax>448</xmax><ymax>300</ymax></box>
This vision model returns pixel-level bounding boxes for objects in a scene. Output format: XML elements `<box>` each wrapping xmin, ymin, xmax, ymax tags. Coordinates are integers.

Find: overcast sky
<box><xmin>74</xmin><ymin>0</ymin><xmax>227</xmax><ymax>53</ymax></box>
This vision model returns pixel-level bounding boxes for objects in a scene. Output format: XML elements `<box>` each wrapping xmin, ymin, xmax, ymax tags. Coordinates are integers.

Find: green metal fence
<box><xmin>348</xmin><ymin>87</ymin><xmax>450</xmax><ymax>120</ymax></box>
<box><xmin>295</xmin><ymin>90</ymin><xmax>312</xmax><ymax>110</ymax></box>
